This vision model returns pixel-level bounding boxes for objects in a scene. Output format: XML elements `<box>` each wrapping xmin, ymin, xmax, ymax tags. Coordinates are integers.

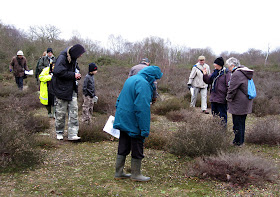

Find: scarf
<box><xmin>210</xmin><ymin>67</ymin><xmax>227</xmax><ymax>92</ymax></box>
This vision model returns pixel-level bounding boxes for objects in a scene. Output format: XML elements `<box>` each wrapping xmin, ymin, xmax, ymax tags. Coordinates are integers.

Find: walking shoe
<box><xmin>68</xmin><ymin>135</ymin><xmax>81</xmax><ymax>141</ymax></box>
<box><xmin>202</xmin><ymin>110</ymin><xmax>209</xmax><ymax>114</ymax></box>
<box><xmin>56</xmin><ymin>134</ymin><xmax>63</xmax><ymax>140</ymax></box>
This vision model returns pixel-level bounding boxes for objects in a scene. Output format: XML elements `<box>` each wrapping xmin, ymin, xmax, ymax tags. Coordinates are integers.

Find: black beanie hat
<box><xmin>47</xmin><ymin>48</ymin><xmax>53</xmax><ymax>53</ymax></box>
<box><xmin>214</xmin><ymin>57</ymin><xmax>224</xmax><ymax>67</ymax></box>
<box><xmin>69</xmin><ymin>44</ymin><xmax>86</xmax><ymax>59</ymax></box>
<box><xmin>89</xmin><ymin>63</ymin><xmax>98</xmax><ymax>72</ymax></box>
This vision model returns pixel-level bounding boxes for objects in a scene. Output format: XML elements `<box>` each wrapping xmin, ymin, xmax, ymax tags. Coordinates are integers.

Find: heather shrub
<box><xmin>151</xmin><ymin>97</ymin><xmax>189</xmax><ymax>115</ymax></box>
<box><xmin>0</xmin><ymin>110</ymin><xmax>42</xmax><ymax>170</ymax></box>
<box><xmin>166</xmin><ymin>109</ymin><xmax>194</xmax><ymax>122</ymax></box>
<box><xmin>144</xmin><ymin>128</ymin><xmax>169</xmax><ymax>150</ymax></box>
<box><xmin>79</xmin><ymin>115</ymin><xmax>111</xmax><ymax>142</ymax></box>
<box><xmin>247</xmin><ymin>116</ymin><xmax>280</xmax><ymax>145</ymax></box>
<box><xmin>168</xmin><ymin>115</ymin><xmax>230</xmax><ymax>158</ymax></box>
<box><xmin>189</xmin><ymin>151</ymin><xmax>278</xmax><ymax>187</ymax></box>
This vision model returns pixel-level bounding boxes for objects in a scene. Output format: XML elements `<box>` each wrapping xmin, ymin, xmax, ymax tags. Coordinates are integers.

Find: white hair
<box><xmin>225</xmin><ymin>57</ymin><xmax>240</xmax><ymax>67</ymax></box>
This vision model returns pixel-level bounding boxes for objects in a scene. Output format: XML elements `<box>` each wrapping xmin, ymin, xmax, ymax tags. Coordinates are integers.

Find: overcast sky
<box><xmin>0</xmin><ymin>0</ymin><xmax>279</xmax><ymax>55</ymax></box>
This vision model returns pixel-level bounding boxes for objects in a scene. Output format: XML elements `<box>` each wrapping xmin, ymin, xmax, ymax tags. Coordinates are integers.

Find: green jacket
<box><xmin>39</xmin><ymin>67</ymin><xmax>52</xmax><ymax>105</ymax></box>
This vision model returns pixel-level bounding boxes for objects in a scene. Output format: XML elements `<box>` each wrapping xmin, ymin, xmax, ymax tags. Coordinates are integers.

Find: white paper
<box><xmin>25</xmin><ymin>70</ymin><xmax>33</xmax><ymax>75</ymax></box>
<box><xmin>103</xmin><ymin>115</ymin><xmax>120</xmax><ymax>139</ymax></box>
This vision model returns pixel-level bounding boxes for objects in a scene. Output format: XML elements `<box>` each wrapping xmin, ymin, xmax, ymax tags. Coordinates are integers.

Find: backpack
<box><xmin>247</xmin><ymin>79</ymin><xmax>256</xmax><ymax>99</ymax></box>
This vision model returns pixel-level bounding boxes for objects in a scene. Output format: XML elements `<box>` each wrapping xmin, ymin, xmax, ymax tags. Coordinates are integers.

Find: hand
<box><xmin>187</xmin><ymin>84</ymin><xmax>192</xmax><ymax>90</ymax></box>
<box><xmin>203</xmin><ymin>68</ymin><xmax>207</xmax><ymax>75</ymax></box>
<box><xmin>152</xmin><ymin>97</ymin><xmax>157</xmax><ymax>104</ymax></box>
<box><xmin>9</xmin><ymin>69</ymin><xmax>12</xmax><ymax>72</ymax></box>
<box><xmin>75</xmin><ymin>73</ymin><xmax>81</xmax><ymax>80</ymax></box>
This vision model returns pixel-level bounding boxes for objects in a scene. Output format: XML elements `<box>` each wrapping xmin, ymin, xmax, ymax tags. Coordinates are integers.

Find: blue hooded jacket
<box><xmin>113</xmin><ymin>66</ymin><xmax>163</xmax><ymax>139</ymax></box>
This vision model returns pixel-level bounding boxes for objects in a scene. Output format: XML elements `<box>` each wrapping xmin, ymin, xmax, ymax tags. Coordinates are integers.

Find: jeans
<box><xmin>118</xmin><ymin>131</ymin><xmax>144</xmax><ymax>159</ymax></box>
<box><xmin>15</xmin><ymin>76</ymin><xmax>23</xmax><ymax>90</ymax></box>
<box><xmin>232</xmin><ymin>114</ymin><xmax>247</xmax><ymax>145</ymax></box>
<box><xmin>211</xmin><ymin>102</ymin><xmax>228</xmax><ymax>124</ymax></box>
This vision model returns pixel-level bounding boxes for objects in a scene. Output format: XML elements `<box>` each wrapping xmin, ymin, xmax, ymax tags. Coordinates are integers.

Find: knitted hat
<box><xmin>69</xmin><ymin>44</ymin><xmax>86</xmax><ymax>60</ymax></box>
<box><xmin>214</xmin><ymin>57</ymin><xmax>224</xmax><ymax>67</ymax></box>
<box><xmin>89</xmin><ymin>63</ymin><xmax>98</xmax><ymax>72</ymax></box>
<box><xmin>47</xmin><ymin>48</ymin><xmax>53</xmax><ymax>53</ymax></box>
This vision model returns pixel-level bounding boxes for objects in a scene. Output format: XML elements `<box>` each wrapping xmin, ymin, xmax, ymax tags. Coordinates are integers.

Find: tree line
<box><xmin>1</xmin><ymin>22</ymin><xmax>279</xmax><ymax>73</ymax></box>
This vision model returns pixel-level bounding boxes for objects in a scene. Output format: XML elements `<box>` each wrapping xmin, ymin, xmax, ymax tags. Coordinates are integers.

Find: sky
<box><xmin>0</xmin><ymin>0</ymin><xmax>279</xmax><ymax>55</ymax></box>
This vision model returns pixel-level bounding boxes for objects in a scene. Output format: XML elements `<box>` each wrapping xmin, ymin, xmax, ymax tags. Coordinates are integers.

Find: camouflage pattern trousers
<box><xmin>82</xmin><ymin>95</ymin><xmax>94</xmax><ymax>123</ymax></box>
<box><xmin>55</xmin><ymin>91</ymin><xmax>79</xmax><ymax>137</ymax></box>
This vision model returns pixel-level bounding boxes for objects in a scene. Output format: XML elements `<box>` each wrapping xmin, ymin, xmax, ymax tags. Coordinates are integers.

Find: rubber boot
<box><xmin>114</xmin><ymin>155</ymin><xmax>131</xmax><ymax>180</ymax></box>
<box><xmin>131</xmin><ymin>158</ymin><xmax>150</xmax><ymax>182</ymax></box>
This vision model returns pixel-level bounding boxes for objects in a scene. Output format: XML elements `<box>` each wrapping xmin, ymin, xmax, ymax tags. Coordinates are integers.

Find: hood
<box><xmin>237</xmin><ymin>66</ymin><xmax>254</xmax><ymax>80</ymax></box>
<box><xmin>138</xmin><ymin>66</ymin><xmax>163</xmax><ymax>84</ymax></box>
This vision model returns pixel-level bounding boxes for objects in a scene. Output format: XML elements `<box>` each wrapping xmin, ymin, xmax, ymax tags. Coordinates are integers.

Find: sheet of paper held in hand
<box><xmin>25</xmin><ymin>70</ymin><xmax>33</xmax><ymax>75</ymax></box>
<box><xmin>103</xmin><ymin>115</ymin><xmax>120</xmax><ymax>139</ymax></box>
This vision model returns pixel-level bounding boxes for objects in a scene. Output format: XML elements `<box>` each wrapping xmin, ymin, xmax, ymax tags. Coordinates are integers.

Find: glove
<box><xmin>187</xmin><ymin>84</ymin><xmax>192</xmax><ymax>90</ymax></box>
<box><xmin>9</xmin><ymin>69</ymin><xmax>12</xmax><ymax>72</ymax></box>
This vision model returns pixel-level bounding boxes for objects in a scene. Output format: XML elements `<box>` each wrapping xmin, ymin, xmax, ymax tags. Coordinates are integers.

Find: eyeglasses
<box><xmin>199</xmin><ymin>60</ymin><xmax>205</xmax><ymax>61</ymax></box>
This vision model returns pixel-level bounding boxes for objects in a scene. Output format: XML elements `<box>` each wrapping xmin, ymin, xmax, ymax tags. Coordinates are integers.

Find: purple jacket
<box><xmin>226</xmin><ymin>66</ymin><xmax>254</xmax><ymax>115</ymax></box>
<box><xmin>203</xmin><ymin>68</ymin><xmax>231</xmax><ymax>104</ymax></box>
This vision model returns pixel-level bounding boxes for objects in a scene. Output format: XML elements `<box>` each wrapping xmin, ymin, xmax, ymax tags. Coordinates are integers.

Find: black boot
<box><xmin>114</xmin><ymin>155</ymin><xmax>131</xmax><ymax>180</ymax></box>
<box><xmin>131</xmin><ymin>158</ymin><xmax>150</xmax><ymax>182</ymax></box>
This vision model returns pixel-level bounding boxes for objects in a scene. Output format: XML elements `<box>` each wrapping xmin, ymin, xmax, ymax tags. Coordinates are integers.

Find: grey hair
<box><xmin>225</xmin><ymin>57</ymin><xmax>240</xmax><ymax>67</ymax></box>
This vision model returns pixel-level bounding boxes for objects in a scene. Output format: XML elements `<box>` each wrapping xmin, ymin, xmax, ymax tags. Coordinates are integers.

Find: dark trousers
<box><xmin>232</xmin><ymin>114</ymin><xmax>247</xmax><ymax>145</ymax></box>
<box><xmin>118</xmin><ymin>131</ymin><xmax>144</xmax><ymax>159</ymax></box>
<box><xmin>15</xmin><ymin>76</ymin><xmax>23</xmax><ymax>90</ymax></box>
<box><xmin>211</xmin><ymin>102</ymin><xmax>228</xmax><ymax>124</ymax></box>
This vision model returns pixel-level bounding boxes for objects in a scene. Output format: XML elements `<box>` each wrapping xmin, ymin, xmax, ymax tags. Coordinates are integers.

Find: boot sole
<box><xmin>114</xmin><ymin>177</ymin><xmax>131</xmax><ymax>180</ymax></box>
<box><xmin>131</xmin><ymin>179</ymin><xmax>150</xmax><ymax>182</ymax></box>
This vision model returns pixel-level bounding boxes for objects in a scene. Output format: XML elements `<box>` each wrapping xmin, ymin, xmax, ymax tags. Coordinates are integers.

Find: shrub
<box><xmin>189</xmin><ymin>151</ymin><xmax>278</xmax><ymax>187</ymax></box>
<box><xmin>79</xmin><ymin>115</ymin><xmax>111</xmax><ymax>142</ymax></box>
<box><xmin>151</xmin><ymin>97</ymin><xmax>189</xmax><ymax>116</ymax></box>
<box><xmin>166</xmin><ymin>109</ymin><xmax>194</xmax><ymax>122</ymax></box>
<box><xmin>144</xmin><ymin>129</ymin><xmax>169</xmax><ymax>150</ymax></box>
<box><xmin>247</xmin><ymin>116</ymin><xmax>280</xmax><ymax>145</ymax></box>
<box><xmin>168</xmin><ymin>115</ymin><xmax>230</xmax><ymax>158</ymax></box>
<box><xmin>0</xmin><ymin>110</ymin><xmax>42</xmax><ymax>170</ymax></box>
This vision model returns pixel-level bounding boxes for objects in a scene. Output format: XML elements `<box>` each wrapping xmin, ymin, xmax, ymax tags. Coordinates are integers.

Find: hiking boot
<box><xmin>202</xmin><ymin>110</ymin><xmax>209</xmax><ymax>114</ymax></box>
<box><xmin>56</xmin><ymin>134</ymin><xmax>63</xmax><ymax>140</ymax></box>
<box><xmin>114</xmin><ymin>155</ymin><xmax>131</xmax><ymax>180</ymax></box>
<box><xmin>131</xmin><ymin>158</ymin><xmax>150</xmax><ymax>182</ymax></box>
<box><xmin>68</xmin><ymin>135</ymin><xmax>81</xmax><ymax>141</ymax></box>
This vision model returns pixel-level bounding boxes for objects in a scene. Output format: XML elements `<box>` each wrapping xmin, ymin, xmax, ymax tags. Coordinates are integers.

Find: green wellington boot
<box><xmin>131</xmin><ymin>158</ymin><xmax>150</xmax><ymax>182</ymax></box>
<box><xmin>114</xmin><ymin>155</ymin><xmax>131</xmax><ymax>180</ymax></box>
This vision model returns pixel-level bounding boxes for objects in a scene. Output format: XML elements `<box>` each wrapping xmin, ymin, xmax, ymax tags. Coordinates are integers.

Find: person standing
<box><xmin>128</xmin><ymin>58</ymin><xmax>150</xmax><ymax>77</ymax></box>
<box><xmin>39</xmin><ymin>61</ymin><xmax>56</xmax><ymax>118</ymax></box>
<box><xmin>82</xmin><ymin>63</ymin><xmax>98</xmax><ymax>124</ymax></box>
<box><xmin>35</xmin><ymin>51</ymin><xmax>47</xmax><ymax>85</ymax></box>
<box><xmin>187</xmin><ymin>56</ymin><xmax>210</xmax><ymax>114</ymax></box>
<box><xmin>9</xmin><ymin>50</ymin><xmax>29</xmax><ymax>90</ymax></box>
<box><xmin>38</xmin><ymin>48</ymin><xmax>56</xmax><ymax>76</ymax></box>
<box><xmin>50</xmin><ymin>44</ymin><xmax>85</xmax><ymax>140</ymax></box>
<box><xmin>226</xmin><ymin>57</ymin><xmax>254</xmax><ymax>146</ymax></box>
<box><xmin>113</xmin><ymin>66</ymin><xmax>163</xmax><ymax>182</ymax></box>
<box><xmin>203</xmin><ymin>57</ymin><xmax>231</xmax><ymax>124</ymax></box>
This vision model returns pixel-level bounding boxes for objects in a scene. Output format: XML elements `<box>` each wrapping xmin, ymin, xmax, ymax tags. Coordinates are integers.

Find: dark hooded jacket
<box><xmin>113</xmin><ymin>66</ymin><xmax>163</xmax><ymax>139</ymax></box>
<box><xmin>50</xmin><ymin>45</ymin><xmax>85</xmax><ymax>101</ymax></box>
<box><xmin>203</xmin><ymin>67</ymin><xmax>231</xmax><ymax>104</ymax></box>
<box><xmin>226</xmin><ymin>66</ymin><xmax>254</xmax><ymax>115</ymax></box>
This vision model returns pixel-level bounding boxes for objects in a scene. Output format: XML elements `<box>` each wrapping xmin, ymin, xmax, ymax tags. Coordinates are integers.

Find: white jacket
<box><xmin>187</xmin><ymin>62</ymin><xmax>210</xmax><ymax>88</ymax></box>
